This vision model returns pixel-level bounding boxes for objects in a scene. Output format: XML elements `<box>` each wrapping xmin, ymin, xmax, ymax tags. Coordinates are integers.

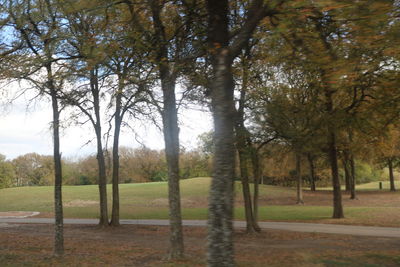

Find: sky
<box><xmin>0</xmin><ymin>83</ymin><xmax>213</xmax><ymax>160</ymax></box>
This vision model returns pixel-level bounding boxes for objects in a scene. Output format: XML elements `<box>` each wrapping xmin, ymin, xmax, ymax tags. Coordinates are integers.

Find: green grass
<box><xmin>0</xmin><ymin>177</ymin><xmax>393</xmax><ymax>222</ymax></box>
<box><xmin>316</xmin><ymin>180</ymin><xmax>400</xmax><ymax>191</ymax></box>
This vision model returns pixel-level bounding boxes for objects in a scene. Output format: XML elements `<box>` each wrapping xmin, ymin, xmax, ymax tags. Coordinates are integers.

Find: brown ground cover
<box><xmin>0</xmin><ymin>223</ymin><xmax>399</xmax><ymax>266</ymax></box>
<box><xmin>256</xmin><ymin>190</ymin><xmax>400</xmax><ymax>207</ymax></box>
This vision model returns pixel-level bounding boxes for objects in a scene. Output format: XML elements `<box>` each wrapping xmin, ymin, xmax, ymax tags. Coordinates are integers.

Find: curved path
<box><xmin>0</xmin><ymin>218</ymin><xmax>399</xmax><ymax>238</ymax></box>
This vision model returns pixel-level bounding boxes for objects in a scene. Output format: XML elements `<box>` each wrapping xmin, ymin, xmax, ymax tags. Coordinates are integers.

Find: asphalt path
<box><xmin>1</xmin><ymin>218</ymin><xmax>399</xmax><ymax>238</ymax></box>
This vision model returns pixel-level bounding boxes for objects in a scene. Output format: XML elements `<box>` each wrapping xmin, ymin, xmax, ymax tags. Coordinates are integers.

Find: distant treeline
<box><xmin>0</xmin><ymin>143</ymin><xmax>386</xmax><ymax>189</ymax></box>
<box><xmin>0</xmin><ymin>147</ymin><xmax>212</xmax><ymax>188</ymax></box>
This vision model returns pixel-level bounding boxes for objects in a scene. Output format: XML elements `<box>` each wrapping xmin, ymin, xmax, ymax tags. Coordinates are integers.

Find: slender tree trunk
<box><xmin>162</xmin><ymin>78</ymin><xmax>184</xmax><ymax>258</ymax></box>
<box><xmin>296</xmin><ymin>153</ymin><xmax>304</xmax><ymax>204</ymax></box>
<box><xmin>237</xmin><ymin>145</ymin><xmax>260</xmax><ymax>233</ymax></box>
<box><xmin>324</xmin><ymin>84</ymin><xmax>344</xmax><ymax>218</ymax></box>
<box><xmin>110</xmin><ymin>87</ymin><xmax>122</xmax><ymax>227</ymax></box>
<box><xmin>150</xmin><ymin>1</ymin><xmax>184</xmax><ymax>258</ymax></box>
<box><xmin>349</xmin><ymin>154</ymin><xmax>356</xmax><ymax>199</ymax></box>
<box><xmin>47</xmin><ymin>65</ymin><xmax>63</xmax><ymax>256</ymax></box>
<box><xmin>328</xmin><ymin>130</ymin><xmax>344</xmax><ymax>218</ymax></box>
<box><xmin>342</xmin><ymin>151</ymin><xmax>351</xmax><ymax>192</ymax></box>
<box><xmin>91</xmin><ymin>69</ymin><xmax>109</xmax><ymax>226</ymax></box>
<box><xmin>388</xmin><ymin>158</ymin><xmax>396</xmax><ymax>191</ymax></box>
<box><xmin>235</xmin><ymin>59</ymin><xmax>260</xmax><ymax>232</ymax></box>
<box><xmin>251</xmin><ymin>148</ymin><xmax>261</xmax><ymax>222</ymax></box>
<box><xmin>307</xmin><ymin>153</ymin><xmax>316</xmax><ymax>191</ymax></box>
<box><xmin>343</xmin><ymin>157</ymin><xmax>351</xmax><ymax>192</ymax></box>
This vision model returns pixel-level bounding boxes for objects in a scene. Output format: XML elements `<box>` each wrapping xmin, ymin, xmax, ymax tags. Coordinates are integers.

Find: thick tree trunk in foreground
<box><xmin>207</xmin><ymin>55</ymin><xmax>236</xmax><ymax>266</ymax></box>
<box><xmin>91</xmin><ymin>69</ymin><xmax>109</xmax><ymax>226</ymax></box>
<box><xmin>296</xmin><ymin>153</ymin><xmax>304</xmax><ymax>204</ymax></box>
<box><xmin>388</xmin><ymin>159</ymin><xmax>396</xmax><ymax>192</ymax></box>
<box><xmin>206</xmin><ymin>0</ymin><xmax>268</xmax><ymax>265</ymax></box>
<box><xmin>206</xmin><ymin>1</ymin><xmax>235</xmax><ymax>265</ymax></box>
<box><xmin>307</xmin><ymin>154</ymin><xmax>316</xmax><ymax>191</ymax></box>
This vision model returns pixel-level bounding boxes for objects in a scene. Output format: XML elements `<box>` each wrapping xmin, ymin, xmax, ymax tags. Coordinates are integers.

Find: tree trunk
<box><xmin>342</xmin><ymin>151</ymin><xmax>351</xmax><ymax>192</ymax></box>
<box><xmin>207</xmin><ymin>54</ymin><xmax>236</xmax><ymax>266</ymax></box>
<box><xmin>110</xmin><ymin>87</ymin><xmax>122</xmax><ymax>227</ymax></box>
<box><xmin>328</xmin><ymin>130</ymin><xmax>344</xmax><ymax>218</ymax></box>
<box><xmin>342</xmin><ymin>153</ymin><xmax>351</xmax><ymax>192</ymax></box>
<box><xmin>47</xmin><ymin>65</ymin><xmax>64</xmax><ymax>256</ymax></box>
<box><xmin>235</xmin><ymin>54</ymin><xmax>260</xmax><ymax>233</ymax></box>
<box><xmin>162</xmin><ymin>79</ymin><xmax>184</xmax><ymax>259</ymax></box>
<box><xmin>296</xmin><ymin>153</ymin><xmax>304</xmax><ymax>204</ymax></box>
<box><xmin>349</xmin><ymin>154</ymin><xmax>356</xmax><ymax>199</ymax></box>
<box><xmin>236</xmin><ymin>143</ymin><xmax>260</xmax><ymax>233</ymax></box>
<box><xmin>388</xmin><ymin>158</ymin><xmax>396</xmax><ymax>191</ymax></box>
<box><xmin>251</xmin><ymin>147</ymin><xmax>261</xmax><ymax>222</ymax></box>
<box><xmin>206</xmin><ymin>0</ymin><xmax>266</xmax><ymax>264</ymax></box>
<box><xmin>324</xmin><ymin>82</ymin><xmax>344</xmax><ymax>218</ymax></box>
<box><xmin>150</xmin><ymin>0</ymin><xmax>184</xmax><ymax>258</ymax></box>
<box><xmin>307</xmin><ymin>153</ymin><xmax>316</xmax><ymax>191</ymax></box>
<box><xmin>206</xmin><ymin>6</ymin><xmax>236</xmax><ymax>262</ymax></box>
<box><xmin>91</xmin><ymin>68</ymin><xmax>109</xmax><ymax>226</ymax></box>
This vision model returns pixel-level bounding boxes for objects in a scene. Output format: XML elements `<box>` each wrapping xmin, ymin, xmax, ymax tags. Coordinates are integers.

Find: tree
<box><xmin>60</xmin><ymin>4</ymin><xmax>111</xmax><ymax>226</ymax></box>
<box><xmin>205</xmin><ymin>0</ymin><xmax>282</xmax><ymax>265</ymax></box>
<box><xmin>5</xmin><ymin>0</ymin><xmax>70</xmax><ymax>255</ymax></box>
<box><xmin>0</xmin><ymin>154</ymin><xmax>15</xmax><ymax>189</ymax></box>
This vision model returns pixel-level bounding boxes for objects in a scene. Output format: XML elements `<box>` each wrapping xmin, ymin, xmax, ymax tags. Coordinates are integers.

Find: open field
<box><xmin>1</xmin><ymin>177</ymin><xmax>400</xmax><ymax>226</ymax></box>
<box><xmin>1</xmin><ymin>177</ymin><xmax>400</xmax><ymax>266</ymax></box>
<box><xmin>0</xmin><ymin>223</ymin><xmax>399</xmax><ymax>267</ymax></box>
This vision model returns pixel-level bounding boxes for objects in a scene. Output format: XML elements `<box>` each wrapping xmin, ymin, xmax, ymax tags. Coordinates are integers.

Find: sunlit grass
<box><xmin>0</xmin><ymin>177</ymin><xmax>398</xmax><ymax>224</ymax></box>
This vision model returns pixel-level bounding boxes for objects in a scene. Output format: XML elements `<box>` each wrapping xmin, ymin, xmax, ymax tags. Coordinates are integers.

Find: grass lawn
<box><xmin>1</xmin><ymin>177</ymin><xmax>399</xmax><ymax>226</ymax></box>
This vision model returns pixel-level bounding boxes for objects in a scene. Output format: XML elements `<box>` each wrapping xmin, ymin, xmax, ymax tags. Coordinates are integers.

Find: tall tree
<box><xmin>205</xmin><ymin>0</ymin><xmax>282</xmax><ymax>265</ymax></box>
<box><xmin>5</xmin><ymin>0</ymin><xmax>68</xmax><ymax>255</ymax></box>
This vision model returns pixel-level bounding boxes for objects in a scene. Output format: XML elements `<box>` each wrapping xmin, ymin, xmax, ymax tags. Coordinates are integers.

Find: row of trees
<box><xmin>0</xmin><ymin>147</ymin><xmax>211</xmax><ymax>188</ymax></box>
<box><xmin>1</xmin><ymin>0</ymin><xmax>399</xmax><ymax>266</ymax></box>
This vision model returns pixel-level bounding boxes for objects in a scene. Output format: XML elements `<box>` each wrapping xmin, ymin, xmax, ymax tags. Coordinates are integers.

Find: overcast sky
<box><xmin>0</xmin><ymin>84</ymin><xmax>213</xmax><ymax>160</ymax></box>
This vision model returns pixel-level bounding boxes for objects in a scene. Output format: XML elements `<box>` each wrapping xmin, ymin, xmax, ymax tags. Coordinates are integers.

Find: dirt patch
<box><xmin>0</xmin><ymin>211</ymin><xmax>40</xmax><ymax>218</ymax></box>
<box><xmin>64</xmin><ymin>200</ymin><xmax>99</xmax><ymax>207</ymax></box>
<box><xmin>149</xmin><ymin>198</ymin><xmax>197</xmax><ymax>208</ymax></box>
<box><xmin>0</xmin><ymin>224</ymin><xmax>399</xmax><ymax>266</ymax></box>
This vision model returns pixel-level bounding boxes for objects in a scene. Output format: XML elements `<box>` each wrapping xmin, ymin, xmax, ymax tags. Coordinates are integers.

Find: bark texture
<box><xmin>207</xmin><ymin>1</ymin><xmax>235</xmax><ymax>265</ymax></box>
<box><xmin>206</xmin><ymin>0</ymin><xmax>269</xmax><ymax>265</ymax></box>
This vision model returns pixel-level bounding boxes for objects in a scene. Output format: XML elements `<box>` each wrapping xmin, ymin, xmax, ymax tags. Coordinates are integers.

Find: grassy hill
<box><xmin>1</xmin><ymin>177</ymin><xmax>399</xmax><ymax>225</ymax></box>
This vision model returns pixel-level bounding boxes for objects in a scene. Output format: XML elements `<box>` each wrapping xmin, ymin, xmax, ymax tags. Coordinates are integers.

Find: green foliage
<box><xmin>0</xmin><ymin>154</ymin><xmax>15</xmax><ymax>189</ymax></box>
<box><xmin>354</xmin><ymin>161</ymin><xmax>384</xmax><ymax>184</ymax></box>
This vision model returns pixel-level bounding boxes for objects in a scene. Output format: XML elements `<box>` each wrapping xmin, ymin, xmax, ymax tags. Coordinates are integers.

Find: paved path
<box><xmin>1</xmin><ymin>218</ymin><xmax>399</xmax><ymax>238</ymax></box>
